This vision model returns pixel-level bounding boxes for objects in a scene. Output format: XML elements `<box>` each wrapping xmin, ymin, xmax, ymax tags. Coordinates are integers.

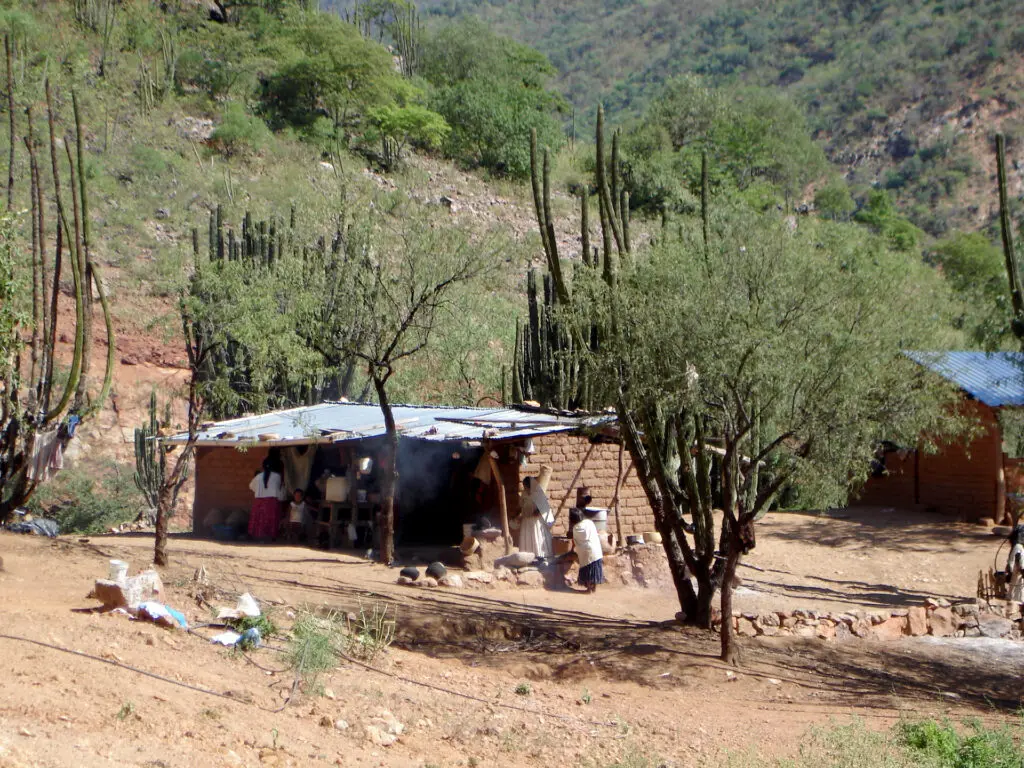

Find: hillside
<box><xmin>417</xmin><ymin>0</ymin><xmax>1024</xmax><ymax>233</ymax></box>
<box><xmin>0</xmin><ymin>0</ymin><xmax>595</xmax><ymax>526</ymax></box>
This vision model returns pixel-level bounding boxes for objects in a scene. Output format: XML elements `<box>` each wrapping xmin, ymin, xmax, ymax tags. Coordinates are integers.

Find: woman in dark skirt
<box><xmin>569</xmin><ymin>508</ymin><xmax>604</xmax><ymax>593</ymax></box>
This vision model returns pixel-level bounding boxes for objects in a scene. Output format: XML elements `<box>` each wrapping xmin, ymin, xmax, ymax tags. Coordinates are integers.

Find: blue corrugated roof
<box><xmin>906</xmin><ymin>351</ymin><xmax>1024</xmax><ymax>407</ymax></box>
<box><xmin>167</xmin><ymin>401</ymin><xmax>611</xmax><ymax>446</ymax></box>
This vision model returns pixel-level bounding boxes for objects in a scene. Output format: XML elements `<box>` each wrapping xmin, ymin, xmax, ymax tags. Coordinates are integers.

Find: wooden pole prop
<box><xmin>610</xmin><ymin>444</ymin><xmax>630</xmax><ymax>547</ymax></box>
<box><xmin>485</xmin><ymin>445</ymin><xmax>512</xmax><ymax>555</ymax></box>
<box><xmin>555</xmin><ymin>441</ymin><xmax>598</xmax><ymax>521</ymax></box>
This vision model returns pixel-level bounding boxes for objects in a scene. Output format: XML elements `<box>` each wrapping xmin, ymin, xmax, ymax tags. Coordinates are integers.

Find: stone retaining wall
<box><xmin>714</xmin><ymin>597</ymin><xmax>1024</xmax><ymax>642</ymax></box>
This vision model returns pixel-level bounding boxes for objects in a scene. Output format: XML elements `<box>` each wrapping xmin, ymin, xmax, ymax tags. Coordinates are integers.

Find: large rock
<box><xmin>851</xmin><ymin>618</ymin><xmax>873</xmax><ymax>639</ymax></box>
<box><xmin>978</xmin><ymin>613</ymin><xmax>1013</xmax><ymax>638</ymax></box>
<box><xmin>833</xmin><ymin>622</ymin><xmax>852</xmax><ymax>642</ymax></box>
<box><xmin>464</xmin><ymin>571</ymin><xmax>494</xmax><ymax>584</ymax></box>
<box><xmin>906</xmin><ymin>607</ymin><xmax>928</xmax><ymax>636</ymax></box>
<box><xmin>815</xmin><ymin>620</ymin><xmax>836</xmax><ymax>641</ymax></box>
<box><xmin>516</xmin><ymin>569</ymin><xmax>544</xmax><ymax>587</ymax></box>
<box><xmin>871</xmin><ymin>616</ymin><xmax>906</xmax><ymax>641</ymax></box>
<box><xmin>496</xmin><ymin>552</ymin><xmax>535</xmax><ymax>569</ymax></box>
<box><xmin>438</xmin><ymin>574</ymin><xmax>464</xmax><ymax>589</ymax></box>
<box><xmin>737</xmin><ymin>618</ymin><xmax>757</xmax><ymax>637</ymax></box>
<box><xmin>952</xmin><ymin>602</ymin><xmax>980</xmax><ymax>618</ymax></box>
<box><xmin>929</xmin><ymin>607</ymin><xmax>956</xmax><ymax>637</ymax></box>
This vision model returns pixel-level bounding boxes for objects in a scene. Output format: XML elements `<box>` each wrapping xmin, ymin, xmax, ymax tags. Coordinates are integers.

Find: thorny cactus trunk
<box><xmin>0</xmin><ymin>79</ymin><xmax>115</xmax><ymax>519</ymax></box>
<box><xmin>195</xmin><ymin>204</ymin><xmax>369</xmax><ymax>417</ymax></box>
<box><xmin>520</xmin><ymin>105</ymin><xmax>725</xmax><ymax>644</ymax></box>
<box><xmin>996</xmin><ymin>134</ymin><xmax>1024</xmax><ymax>346</ymax></box>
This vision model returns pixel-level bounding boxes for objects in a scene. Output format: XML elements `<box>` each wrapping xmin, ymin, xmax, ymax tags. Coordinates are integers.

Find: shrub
<box><xmin>210</xmin><ymin>103</ymin><xmax>271</xmax><ymax>157</ymax></box>
<box><xmin>26</xmin><ymin>464</ymin><xmax>144</xmax><ymax>534</ymax></box>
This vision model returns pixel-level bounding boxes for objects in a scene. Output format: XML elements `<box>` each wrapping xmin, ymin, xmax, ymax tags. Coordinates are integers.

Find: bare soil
<box><xmin>0</xmin><ymin>507</ymin><xmax>1019</xmax><ymax>768</ymax></box>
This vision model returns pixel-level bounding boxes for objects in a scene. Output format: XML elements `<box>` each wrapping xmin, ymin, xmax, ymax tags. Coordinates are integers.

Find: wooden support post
<box><xmin>555</xmin><ymin>441</ymin><xmax>598</xmax><ymax>521</ymax></box>
<box><xmin>486</xmin><ymin>445</ymin><xmax>512</xmax><ymax>555</ymax></box>
<box><xmin>610</xmin><ymin>444</ymin><xmax>632</xmax><ymax>548</ymax></box>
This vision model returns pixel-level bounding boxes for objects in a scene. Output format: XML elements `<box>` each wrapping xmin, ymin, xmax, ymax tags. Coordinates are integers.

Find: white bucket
<box><xmin>108</xmin><ymin>559</ymin><xmax>129</xmax><ymax>583</ymax></box>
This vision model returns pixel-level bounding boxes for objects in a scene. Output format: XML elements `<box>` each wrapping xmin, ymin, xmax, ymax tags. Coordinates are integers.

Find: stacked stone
<box><xmin>715</xmin><ymin>597</ymin><xmax>1024</xmax><ymax>642</ymax></box>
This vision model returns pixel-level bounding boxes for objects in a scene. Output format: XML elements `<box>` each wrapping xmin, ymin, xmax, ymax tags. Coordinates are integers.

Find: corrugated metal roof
<box><xmin>166</xmin><ymin>402</ymin><xmax>611</xmax><ymax>446</ymax></box>
<box><xmin>906</xmin><ymin>351</ymin><xmax>1024</xmax><ymax>407</ymax></box>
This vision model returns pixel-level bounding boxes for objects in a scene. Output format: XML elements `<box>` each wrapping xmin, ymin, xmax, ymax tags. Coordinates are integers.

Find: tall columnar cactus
<box><xmin>516</xmin><ymin>108</ymin><xmax>632</xmax><ymax>411</ymax></box>
<box><xmin>0</xmin><ymin>80</ymin><xmax>115</xmax><ymax>519</ymax></box>
<box><xmin>134</xmin><ymin>390</ymin><xmax>173</xmax><ymax>515</ymax></box>
<box><xmin>996</xmin><ymin>134</ymin><xmax>1024</xmax><ymax>344</ymax></box>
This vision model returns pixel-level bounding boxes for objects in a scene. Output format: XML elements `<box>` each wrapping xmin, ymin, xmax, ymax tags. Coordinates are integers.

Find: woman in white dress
<box><xmin>517</xmin><ymin>476</ymin><xmax>553</xmax><ymax>559</ymax></box>
<box><xmin>569</xmin><ymin>508</ymin><xmax>604</xmax><ymax>593</ymax></box>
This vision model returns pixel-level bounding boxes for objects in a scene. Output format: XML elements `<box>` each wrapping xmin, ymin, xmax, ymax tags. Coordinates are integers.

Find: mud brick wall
<box><xmin>856</xmin><ymin>399</ymin><xmax>1003</xmax><ymax>521</ymax></box>
<box><xmin>523</xmin><ymin>432</ymin><xmax>655</xmax><ymax>537</ymax></box>
<box><xmin>192</xmin><ymin>446</ymin><xmax>268</xmax><ymax>534</ymax></box>
<box><xmin>918</xmin><ymin>400</ymin><xmax>1002</xmax><ymax>521</ymax></box>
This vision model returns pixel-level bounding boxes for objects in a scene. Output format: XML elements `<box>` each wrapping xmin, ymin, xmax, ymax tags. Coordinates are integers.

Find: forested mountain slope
<box><xmin>413</xmin><ymin>0</ymin><xmax>1024</xmax><ymax>233</ymax></box>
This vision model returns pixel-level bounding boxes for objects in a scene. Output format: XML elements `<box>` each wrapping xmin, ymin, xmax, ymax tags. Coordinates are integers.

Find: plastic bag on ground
<box><xmin>216</xmin><ymin>592</ymin><xmax>260</xmax><ymax>620</ymax></box>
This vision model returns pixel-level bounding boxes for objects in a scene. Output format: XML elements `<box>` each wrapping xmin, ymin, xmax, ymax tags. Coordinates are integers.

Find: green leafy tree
<box><xmin>591</xmin><ymin>212</ymin><xmax>962</xmax><ymax>662</ymax></box>
<box><xmin>814</xmin><ymin>177</ymin><xmax>855</xmax><ymax>220</ymax></box>
<box><xmin>421</xmin><ymin>18</ymin><xmax>565</xmax><ymax>178</ymax></box>
<box><xmin>323</xmin><ymin>201</ymin><xmax>500</xmax><ymax>563</ymax></box>
<box><xmin>261</xmin><ymin>11</ymin><xmax>408</xmax><ymax>138</ymax></box>
<box><xmin>932</xmin><ymin>231</ymin><xmax>1011</xmax><ymax>348</ymax></box>
<box><xmin>854</xmin><ymin>190</ymin><xmax>923</xmax><ymax>252</ymax></box>
<box><xmin>210</xmin><ymin>102</ymin><xmax>272</xmax><ymax>157</ymax></box>
<box><xmin>621</xmin><ymin>76</ymin><xmax>827</xmax><ymax>213</ymax></box>
<box><xmin>369</xmin><ymin>103</ymin><xmax>450</xmax><ymax>169</ymax></box>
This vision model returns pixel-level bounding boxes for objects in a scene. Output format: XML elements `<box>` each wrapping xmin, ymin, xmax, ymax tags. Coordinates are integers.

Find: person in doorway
<box><xmin>248</xmin><ymin>456</ymin><xmax>287</xmax><ymax>542</ymax></box>
<box><xmin>1007</xmin><ymin>524</ymin><xmax>1024</xmax><ymax>601</ymax></box>
<box><xmin>286</xmin><ymin>488</ymin><xmax>315</xmax><ymax>544</ymax></box>
<box><xmin>517</xmin><ymin>476</ymin><xmax>554</xmax><ymax>558</ymax></box>
<box><xmin>569</xmin><ymin>507</ymin><xmax>603</xmax><ymax>593</ymax></box>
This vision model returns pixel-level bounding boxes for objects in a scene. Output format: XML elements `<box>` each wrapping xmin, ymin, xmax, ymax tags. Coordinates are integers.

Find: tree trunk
<box><xmin>719</xmin><ymin>533</ymin><xmax>742</xmax><ymax>665</ymax></box>
<box><xmin>153</xmin><ymin>481</ymin><xmax>174</xmax><ymax>567</ymax></box>
<box><xmin>657</xmin><ymin>518</ymin><xmax>699</xmax><ymax>620</ymax></box>
<box><xmin>374</xmin><ymin>375</ymin><xmax>398</xmax><ymax>565</ymax></box>
<box><xmin>693</xmin><ymin>568</ymin><xmax>715</xmax><ymax>629</ymax></box>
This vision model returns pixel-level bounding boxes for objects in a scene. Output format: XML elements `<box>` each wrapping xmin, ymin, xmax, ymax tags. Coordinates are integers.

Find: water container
<box><xmin>108</xmin><ymin>559</ymin><xmax>129</xmax><ymax>583</ymax></box>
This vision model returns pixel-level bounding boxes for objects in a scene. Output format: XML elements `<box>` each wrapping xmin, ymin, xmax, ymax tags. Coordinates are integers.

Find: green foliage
<box><xmin>418</xmin><ymin>0</ymin><xmax>1019</xmax><ymax>224</ymax></box>
<box><xmin>620</xmin><ymin>76</ymin><xmax>828</xmax><ymax>214</ymax></box>
<box><xmin>368</xmin><ymin>103</ymin><xmax>450</xmax><ymax>168</ymax></box>
<box><xmin>814</xmin><ymin>178</ymin><xmax>855</xmax><ymax>220</ymax></box>
<box><xmin>27</xmin><ymin>463</ymin><xmax>144</xmax><ymax>534</ymax></box>
<box><xmin>210</xmin><ymin>103</ymin><xmax>272</xmax><ymax>157</ymax></box>
<box><xmin>0</xmin><ymin>214</ymin><xmax>22</xmax><ymax>387</ymax></box>
<box><xmin>288</xmin><ymin>612</ymin><xmax>339</xmax><ymax>689</ymax></box>
<box><xmin>228</xmin><ymin>613</ymin><xmax>279</xmax><ymax>639</ymax></box>
<box><xmin>591</xmin><ymin>210</ymin><xmax>961</xmax><ymax>511</ymax></box>
<box><xmin>260</xmin><ymin>10</ymin><xmax>408</xmax><ymax>137</ymax></box>
<box><xmin>854</xmin><ymin>191</ymin><xmax>923</xmax><ymax>253</ymax></box>
<box><xmin>421</xmin><ymin>18</ymin><xmax>566</xmax><ymax>178</ymax></box>
<box><xmin>900</xmin><ymin>719</ymin><xmax>1023</xmax><ymax>768</ymax></box>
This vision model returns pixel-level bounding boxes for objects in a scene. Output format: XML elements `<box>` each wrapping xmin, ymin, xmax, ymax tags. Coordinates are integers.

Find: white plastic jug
<box><xmin>108</xmin><ymin>559</ymin><xmax>129</xmax><ymax>583</ymax></box>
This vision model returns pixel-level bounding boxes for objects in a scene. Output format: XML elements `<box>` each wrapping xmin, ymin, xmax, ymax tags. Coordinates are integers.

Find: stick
<box><xmin>486</xmin><ymin>446</ymin><xmax>512</xmax><ymax>555</ymax></box>
<box><xmin>555</xmin><ymin>441</ymin><xmax>598</xmax><ymax>520</ymax></box>
<box><xmin>611</xmin><ymin>447</ymin><xmax>630</xmax><ymax>546</ymax></box>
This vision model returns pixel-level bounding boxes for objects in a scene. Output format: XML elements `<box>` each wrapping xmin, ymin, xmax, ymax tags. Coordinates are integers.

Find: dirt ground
<box><xmin>0</xmin><ymin>507</ymin><xmax>1020</xmax><ymax>768</ymax></box>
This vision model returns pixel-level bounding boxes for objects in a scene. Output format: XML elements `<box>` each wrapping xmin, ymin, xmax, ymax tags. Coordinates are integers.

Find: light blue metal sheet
<box><xmin>167</xmin><ymin>401</ymin><xmax>610</xmax><ymax>446</ymax></box>
<box><xmin>906</xmin><ymin>351</ymin><xmax>1024</xmax><ymax>407</ymax></box>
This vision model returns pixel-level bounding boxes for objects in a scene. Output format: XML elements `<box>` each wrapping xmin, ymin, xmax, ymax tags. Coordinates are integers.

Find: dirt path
<box><xmin>0</xmin><ymin>509</ymin><xmax>1017</xmax><ymax>768</ymax></box>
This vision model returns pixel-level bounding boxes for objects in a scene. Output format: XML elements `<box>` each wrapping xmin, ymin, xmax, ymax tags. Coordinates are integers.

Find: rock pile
<box><xmin>714</xmin><ymin>597</ymin><xmax>1024</xmax><ymax>642</ymax></box>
